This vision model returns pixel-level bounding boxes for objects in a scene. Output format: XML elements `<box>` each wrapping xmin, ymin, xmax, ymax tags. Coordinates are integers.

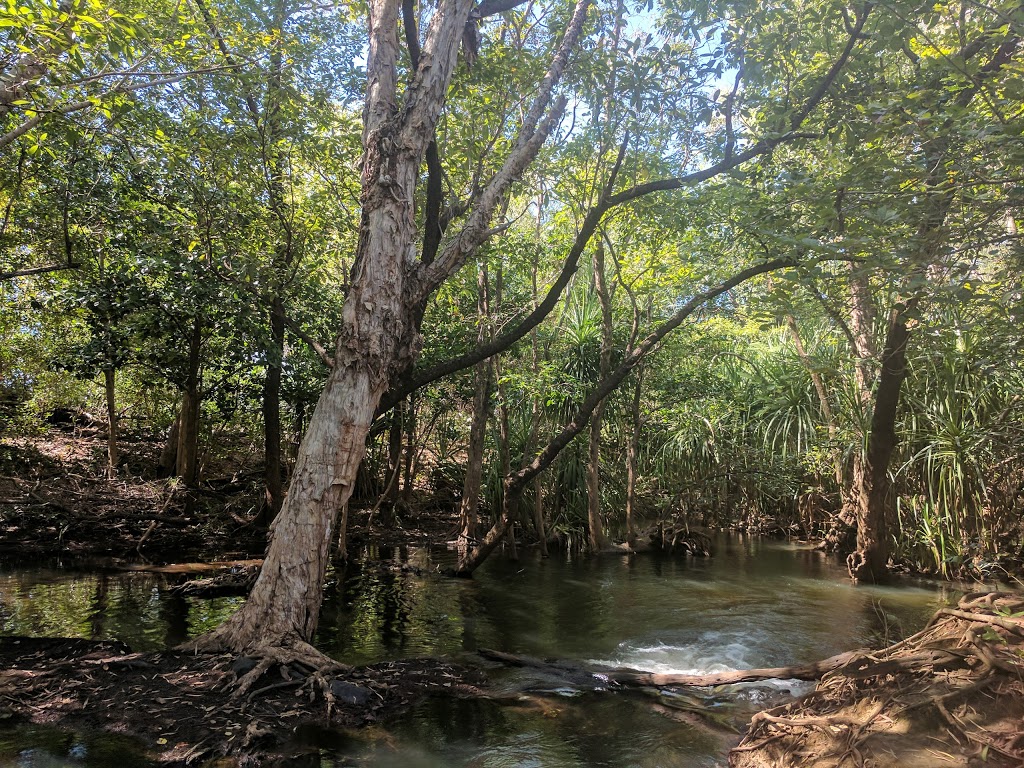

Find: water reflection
<box><xmin>0</xmin><ymin>536</ymin><xmax>961</xmax><ymax>767</ymax></box>
<box><xmin>0</xmin><ymin>726</ymin><xmax>153</xmax><ymax>768</ymax></box>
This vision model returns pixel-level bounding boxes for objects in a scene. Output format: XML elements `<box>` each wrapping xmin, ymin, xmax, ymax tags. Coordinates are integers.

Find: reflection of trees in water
<box><xmin>89</xmin><ymin>574</ymin><xmax>108</xmax><ymax>639</ymax></box>
<box><xmin>0</xmin><ymin>573</ymin><xmax>97</xmax><ymax>637</ymax></box>
<box><xmin>160</xmin><ymin>591</ymin><xmax>189</xmax><ymax>647</ymax></box>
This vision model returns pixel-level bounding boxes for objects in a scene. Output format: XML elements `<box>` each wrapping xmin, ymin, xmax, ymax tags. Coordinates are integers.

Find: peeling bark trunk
<box><xmin>195</xmin><ymin>202</ymin><xmax>418</xmax><ymax>650</ymax></box>
<box><xmin>188</xmin><ymin>0</ymin><xmax>599</xmax><ymax>650</ymax></box>
<box><xmin>194</xmin><ymin>0</ymin><xmax>425</xmax><ymax>649</ymax></box>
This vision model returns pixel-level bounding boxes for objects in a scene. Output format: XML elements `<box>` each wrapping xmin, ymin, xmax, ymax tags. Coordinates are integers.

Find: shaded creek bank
<box><xmin>0</xmin><ymin>536</ymin><xmax>973</xmax><ymax>765</ymax></box>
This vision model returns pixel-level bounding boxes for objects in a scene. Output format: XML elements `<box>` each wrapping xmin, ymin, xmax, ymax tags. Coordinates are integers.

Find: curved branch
<box><xmin>457</xmin><ymin>257</ymin><xmax>798</xmax><ymax>574</ymax></box>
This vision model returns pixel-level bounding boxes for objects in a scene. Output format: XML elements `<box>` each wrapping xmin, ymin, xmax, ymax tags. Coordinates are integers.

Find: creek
<box><xmin>0</xmin><ymin>534</ymin><xmax>958</xmax><ymax>767</ymax></box>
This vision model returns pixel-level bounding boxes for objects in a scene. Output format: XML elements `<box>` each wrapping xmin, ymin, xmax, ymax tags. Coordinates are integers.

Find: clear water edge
<box><xmin>0</xmin><ymin>535</ymin><xmax>961</xmax><ymax>767</ymax></box>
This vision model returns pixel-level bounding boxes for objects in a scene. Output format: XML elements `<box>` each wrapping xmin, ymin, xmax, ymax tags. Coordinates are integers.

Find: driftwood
<box><xmin>478</xmin><ymin>647</ymin><xmax>864</xmax><ymax>689</ymax></box>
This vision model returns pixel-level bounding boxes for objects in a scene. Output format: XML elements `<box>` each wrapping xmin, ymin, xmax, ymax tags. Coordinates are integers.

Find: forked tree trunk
<box><xmin>188</xmin><ymin>0</ymin><xmax>609</xmax><ymax>651</ymax></box>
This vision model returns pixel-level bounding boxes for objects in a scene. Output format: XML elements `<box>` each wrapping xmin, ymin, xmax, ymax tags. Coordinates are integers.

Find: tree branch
<box><xmin>457</xmin><ymin>257</ymin><xmax>799</xmax><ymax>574</ymax></box>
<box><xmin>415</xmin><ymin>0</ymin><xmax>592</xmax><ymax>300</ymax></box>
<box><xmin>0</xmin><ymin>262</ymin><xmax>80</xmax><ymax>282</ymax></box>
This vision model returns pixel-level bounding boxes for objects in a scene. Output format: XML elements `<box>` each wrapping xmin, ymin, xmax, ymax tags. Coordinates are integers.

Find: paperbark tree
<box><xmin>191</xmin><ymin>0</ymin><xmax>592</xmax><ymax>656</ymax></box>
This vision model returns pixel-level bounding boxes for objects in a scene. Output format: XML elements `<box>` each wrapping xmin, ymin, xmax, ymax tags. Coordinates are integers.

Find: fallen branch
<box><xmin>478</xmin><ymin>647</ymin><xmax>867</xmax><ymax>689</ymax></box>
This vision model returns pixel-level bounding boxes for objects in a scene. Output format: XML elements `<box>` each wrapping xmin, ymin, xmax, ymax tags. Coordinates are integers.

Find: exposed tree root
<box><xmin>0</xmin><ymin>636</ymin><xmax>483</xmax><ymax>765</ymax></box>
<box><xmin>730</xmin><ymin>591</ymin><xmax>1024</xmax><ymax>768</ymax></box>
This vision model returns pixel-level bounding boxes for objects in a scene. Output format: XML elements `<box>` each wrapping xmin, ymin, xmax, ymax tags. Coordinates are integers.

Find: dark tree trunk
<box><xmin>624</xmin><ymin>365</ymin><xmax>642</xmax><ymax>546</ymax></box>
<box><xmin>586</xmin><ymin>239</ymin><xmax>613</xmax><ymax>552</ymax></box>
<box><xmin>848</xmin><ymin>313</ymin><xmax>910</xmax><ymax>583</ymax></box>
<box><xmin>103</xmin><ymin>366</ymin><xmax>119</xmax><ymax>479</ymax></box>
<box><xmin>176</xmin><ymin>318</ymin><xmax>203</xmax><ymax>486</ymax></box>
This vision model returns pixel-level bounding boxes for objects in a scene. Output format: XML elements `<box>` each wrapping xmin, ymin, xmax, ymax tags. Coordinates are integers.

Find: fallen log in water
<box><xmin>478</xmin><ymin>647</ymin><xmax>865</xmax><ymax>689</ymax></box>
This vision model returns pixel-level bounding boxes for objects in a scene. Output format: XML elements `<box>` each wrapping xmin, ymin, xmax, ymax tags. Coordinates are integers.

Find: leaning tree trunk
<box><xmin>194</xmin><ymin>203</ymin><xmax>418</xmax><ymax>652</ymax></box>
<box><xmin>193</xmin><ymin>0</ymin><xmax>424</xmax><ymax>648</ymax></box>
<box><xmin>848</xmin><ymin>312</ymin><xmax>911</xmax><ymax>583</ymax></box>
<box><xmin>191</xmin><ymin>0</ymin><xmax>592</xmax><ymax>652</ymax></box>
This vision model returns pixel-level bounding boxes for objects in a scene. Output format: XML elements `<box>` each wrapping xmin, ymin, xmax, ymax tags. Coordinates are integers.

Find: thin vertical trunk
<box><xmin>458</xmin><ymin>263</ymin><xmax>492</xmax><ymax>542</ymax></box>
<box><xmin>103</xmin><ymin>366</ymin><xmax>118</xmax><ymax>480</ymax></box>
<box><xmin>624</xmin><ymin>364</ymin><xmax>642</xmax><ymax>546</ymax></box>
<box><xmin>835</xmin><ymin>256</ymin><xmax>878</xmax><ymax>546</ymax></box>
<box><xmin>386</xmin><ymin>402</ymin><xmax>404</xmax><ymax>504</ymax></box>
<box><xmin>583</xmin><ymin>0</ymin><xmax>623</xmax><ymax>552</ymax></box>
<box><xmin>586</xmin><ymin>239</ymin><xmax>613</xmax><ymax>552</ymax></box>
<box><xmin>785</xmin><ymin>315</ymin><xmax>841</xmax><ymax>488</ymax></box>
<box><xmin>262</xmin><ymin>298</ymin><xmax>286</xmax><ymax>521</ymax></box>
<box><xmin>176</xmin><ymin>318</ymin><xmax>203</xmax><ymax>487</ymax></box>
<box><xmin>527</xmin><ymin>241</ymin><xmax>548</xmax><ymax>555</ymax></box>
<box><xmin>401</xmin><ymin>393</ymin><xmax>417</xmax><ymax>503</ymax></box>
<box><xmin>493</xmin><ymin>267</ymin><xmax>517</xmax><ymax>559</ymax></box>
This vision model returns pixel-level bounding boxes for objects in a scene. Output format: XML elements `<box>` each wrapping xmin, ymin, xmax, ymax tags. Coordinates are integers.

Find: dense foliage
<box><xmin>2</xmin><ymin>0</ymin><xmax>1022</xmax><ymax>580</ymax></box>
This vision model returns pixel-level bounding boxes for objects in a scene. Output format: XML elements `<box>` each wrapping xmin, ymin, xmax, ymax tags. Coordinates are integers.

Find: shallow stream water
<box><xmin>0</xmin><ymin>535</ymin><xmax>958</xmax><ymax>767</ymax></box>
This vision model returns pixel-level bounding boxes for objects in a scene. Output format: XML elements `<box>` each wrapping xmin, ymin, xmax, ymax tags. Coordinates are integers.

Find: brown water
<box><xmin>0</xmin><ymin>535</ymin><xmax>958</xmax><ymax>766</ymax></box>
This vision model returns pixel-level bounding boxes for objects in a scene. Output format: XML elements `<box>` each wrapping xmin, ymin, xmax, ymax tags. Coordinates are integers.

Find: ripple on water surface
<box><xmin>0</xmin><ymin>536</ymin><xmax>955</xmax><ymax>767</ymax></box>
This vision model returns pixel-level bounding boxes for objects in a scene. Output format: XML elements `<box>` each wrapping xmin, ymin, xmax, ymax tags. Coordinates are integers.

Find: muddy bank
<box><xmin>0</xmin><ymin>432</ymin><xmax>461</xmax><ymax>564</ymax></box>
<box><xmin>0</xmin><ymin>636</ymin><xmax>486</xmax><ymax>765</ymax></box>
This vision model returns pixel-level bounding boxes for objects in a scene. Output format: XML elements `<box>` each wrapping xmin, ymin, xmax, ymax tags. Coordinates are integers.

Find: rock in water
<box><xmin>330</xmin><ymin>680</ymin><xmax>374</xmax><ymax>706</ymax></box>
